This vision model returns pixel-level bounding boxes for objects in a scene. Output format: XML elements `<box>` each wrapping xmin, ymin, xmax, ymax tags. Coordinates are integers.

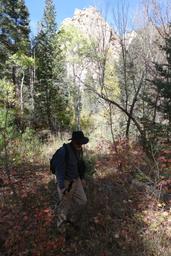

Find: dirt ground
<box><xmin>0</xmin><ymin>157</ymin><xmax>170</xmax><ymax>256</ymax></box>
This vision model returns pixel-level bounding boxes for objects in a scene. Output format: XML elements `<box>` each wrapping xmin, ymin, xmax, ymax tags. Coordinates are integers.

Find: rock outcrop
<box><xmin>62</xmin><ymin>6</ymin><xmax>120</xmax><ymax>60</ymax></box>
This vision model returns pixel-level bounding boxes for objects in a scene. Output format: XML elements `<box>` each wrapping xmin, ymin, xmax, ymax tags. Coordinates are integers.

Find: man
<box><xmin>54</xmin><ymin>131</ymin><xmax>89</xmax><ymax>230</ymax></box>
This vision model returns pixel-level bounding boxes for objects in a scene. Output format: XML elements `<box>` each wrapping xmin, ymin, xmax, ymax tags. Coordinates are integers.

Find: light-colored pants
<box><xmin>57</xmin><ymin>178</ymin><xmax>87</xmax><ymax>224</ymax></box>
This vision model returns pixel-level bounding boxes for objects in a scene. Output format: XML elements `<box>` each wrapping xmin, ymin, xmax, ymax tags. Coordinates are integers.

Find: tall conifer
<box><xmin>34</xmin><ymin>0</ymin><xmax>71</xmax><ymax>131</ymax></box>
<box><xmin>0</xmin><ymin>0</ymin><xmax>30</xmax><ymax>78</ymax></box>
<box><xmin>152</xmin><ymin>27</ymin><xmax>171</xmax><ymax>123</ymax></box>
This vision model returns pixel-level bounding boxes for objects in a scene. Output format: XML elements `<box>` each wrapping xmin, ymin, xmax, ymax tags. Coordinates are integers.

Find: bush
<box><xmin>11</xmin><ymin>128</ymin><xmax>42</xmax><ymax>164</ymax></box>
<box><xmin>84</xmin><ymin>152</ymin><xmax>96</xmax><ymax>177</ymax></box>
<box><xmin>0</xmin><ymin>109</ymin><xmax>16</xmax><ymax>166</ymax></box>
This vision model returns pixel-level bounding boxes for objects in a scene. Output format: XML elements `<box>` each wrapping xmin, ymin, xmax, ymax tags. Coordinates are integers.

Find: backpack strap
<box><xmin>63</xmin><ymin>143</ymin><xmax>69</xmax><ymax>165</ymax></box>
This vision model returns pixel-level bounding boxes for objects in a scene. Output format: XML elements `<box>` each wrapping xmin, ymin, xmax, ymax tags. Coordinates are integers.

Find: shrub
<box><xmin>84</xmin><ymin>152</ymin><xmax>96</xmax><ymax>177</ymax></box>
<box><xmin>11</xmin><ymin>128</ymin><xmax>42</xmax><ymax>164</ymax></box>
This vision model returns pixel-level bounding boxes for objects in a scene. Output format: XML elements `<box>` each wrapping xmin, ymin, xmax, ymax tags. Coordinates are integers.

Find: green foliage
<box><xmin>57</xmin><ymin>24</ymin><xmax>108</xmax><ymax>131</ymax></box>
<box><xmin>104</xmin><ymin>55</ymin><xmax>120</xmax><ymax>97</ymax></box>
<box><xmin>19</xmin><ymin>128</ymin><xmax>41</xmax><ymax>161</ymax></box>
<box><xmin>152</xmin><ymin>34</ymin><xmax>171</xmax><ymax>122</ymax></box>
<box><xmin>0</xmin><ymin>79</ymin><xmax>15</xmax><ymax>105</ymax></box>
<box><xmin>8</xmin><ymin>52</ymin><xmax>34</xmax><ymax>69</ymax></box>
<box><xmin>60</xmin><ymin>24</ymin><xmax>120</xmax><ymax>135</ymax></box>
<box><xmin>80</xmin><ymin>113</ymin><xmax>94</xmax><ymax>133</ymax></box>
<box><xmin>145</xmin><ymin>122</ymin><xmax>171</xmax><ymax>152</ymax></box>
<box><xmin>143</xmin><ymin>23</ymin><xmax>171</xmax><ymax>152</ymax></box>
<box><xmin>6</xmin><ymin>128</ymin><xmax>42</xmax><ymax>165</ymax></box>
<box><xmin>0</xmin><ymin>79</ymin><xmax>15</xmax><ymax>128</ymax></box>
<box><xmin>0</xmin><ymin>0</ymin><xmax>30</xmax><ymax>78</ymax></box>
<box><xmin>34</xmin><ymin>0</ymin><xmax>72</xmax><ymax>131</ymax></box>
<box><xmin>0</xmin><ymin>0</ymin><xmax>31</xmax><ymax>134</ymax></box>
<box><xmin>0</xmin><ymin>109</ymin><xmax>15</xmax><ymax>152</ymax></box>
<box><xmin>0</xmin><ymin>79</ymin><xmax>16</xmax><ymax>165</ymax></box>
<box><xmin>5</xmin><ymin>52</ymin><xmax>35</xmax><ymax>117</ymax></box>
<box><xmin>58</xmin><ymin>25</ymin><xmax>93</xmax><ymax>60</ymax></box>
<box><xmin>84</xmin><ymin>153</ymin><xmax>96</xmax><ymax>177</ymax></box>
<box><xmin>41</xmin><ymin>0</ymin><xmax>57</xmax><ymax>35</ymax></box>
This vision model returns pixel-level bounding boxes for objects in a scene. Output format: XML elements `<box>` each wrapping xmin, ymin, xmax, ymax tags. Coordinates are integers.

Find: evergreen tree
<box><xmin>152</xmin><ymin>29</ymin><xmax>171</xmax><ymax>123</ymax></box>
<box><xmin>52</xmin><ymin>30</ymin><xmax>72</xmax><ymax>131</ymax></box>
<box><xmin>0</xmin><ymin>0</ymin><xmax>31</xmax><ymax>131</ymax></box>
<box><xmin>145</xmin><ymin>24</ymin><xmax>171</xmax><ymax>146</ymax></box>
<box><xmin>0</xmin><ymin>0</ymin><xmax>30</xmax><ymax>78</ymax></box>
<box><xmin>34</xmin><ymin>0</ymin><xmax>57</xmax><ymax>130</ymax></box>
<box><xmin>34</xmin><ymin>0</ymin><xmax>71</xmax><ymax>131</ymax></box>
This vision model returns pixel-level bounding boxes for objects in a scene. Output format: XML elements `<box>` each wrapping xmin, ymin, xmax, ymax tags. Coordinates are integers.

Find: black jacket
<box><xmin>55</xmin><ymin>143</ymin><xmax>84</xmax><ymax>189</ymax></box>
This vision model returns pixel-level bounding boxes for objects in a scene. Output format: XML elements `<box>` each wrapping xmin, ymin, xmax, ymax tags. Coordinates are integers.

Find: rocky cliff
<box><xmin>62</xmin><ymin>6</ymin><xmax>121</xmax><ymax>60</ymax></box>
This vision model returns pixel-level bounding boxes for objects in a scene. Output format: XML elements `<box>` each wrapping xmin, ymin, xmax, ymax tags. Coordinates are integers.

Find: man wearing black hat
<box><xmin>55</xmin><ymin>131</ymin><xmax>89</xmax><ymax>230</ymax></box>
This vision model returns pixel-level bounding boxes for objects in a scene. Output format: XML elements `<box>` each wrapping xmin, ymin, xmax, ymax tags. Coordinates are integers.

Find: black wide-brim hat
<box><xmin>69</xmin><ymin>131</ymin><xmax>89</xmax><ymax>144</ymax></box>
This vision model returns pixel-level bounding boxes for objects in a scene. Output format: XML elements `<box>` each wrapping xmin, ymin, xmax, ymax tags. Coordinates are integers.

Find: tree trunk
<box><xmin>30</xmin><ymin>67</ymin><xmax>35</xmax><ymax>111</ymax></box>
<box><xmin>109</xmin><ymin>103</ymin><xmax>115</xmax><ymax>145</ymax></box>
<box><xmin>126</xmin><ymin>72</ymin><xmax>145</xmax><ymax>138</ymax></box>
<box><xmin>92</xmin><ymin>89</ymin><xmax>152</xmax><ymax>155</ymax></box>
<box><xmin>152</xmin><ymin>92</ymin><xmax>159</xmax><ymax>123</ymax></box>
<box><xmin>20</xmin><ymin>72</ymin><xmax>25</xmax><ymax>114</ymax></box>
<box><xmin>12</xmin><ymin>66</ymin><xmax>19</xmax><ymax>102</ymax></box>
<box><xmin>45</xmin><ymin>85</ymin><xmax>54</xmax><ymax>131</ymax></box>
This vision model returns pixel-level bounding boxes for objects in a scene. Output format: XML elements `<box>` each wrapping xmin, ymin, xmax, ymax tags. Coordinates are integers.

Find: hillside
<box><xmin>1</xmin><ymin>138</ymin><xmax>171</xmax><ymax>256</ymax></box>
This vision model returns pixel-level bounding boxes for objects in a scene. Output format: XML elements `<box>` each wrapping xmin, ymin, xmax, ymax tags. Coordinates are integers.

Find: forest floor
<box><xmin>0</xmin><ymin>149</ymin><xmax>171</xmax><ymax>256</ymax></box>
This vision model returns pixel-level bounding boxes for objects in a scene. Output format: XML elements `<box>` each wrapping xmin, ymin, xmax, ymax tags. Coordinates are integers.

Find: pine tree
<box><xmin>0</xmin><ymin>0</ymin><xmax>30</xmax><ymax>78</ymax></box>
<box><xmin>0</xmin><ymin>0</ymin><xmax>31</xmax><ymax>131</ymax></box>
<box><xmin>152</xmin><ymin>30</ymin><xmax>171</xmax><ymax>123</ymax></box>
<box><xmin>52</xmin><ymin>30</ymin><xmax>72</xmax><ymax>131</ymax></box>
<box><xmin>34</xmin><ymin>0</ymin><xmax>71</xmax><ymax>131</ymax></box>
<box><xmin>34</xmin><ymin>0</ymin><xmax>57</xmax><ymax>130</ymax></box>
<box><xmin>146</xmin><ymin>24</ymin><xmax>171</xmax><ymax>145</ymax></box>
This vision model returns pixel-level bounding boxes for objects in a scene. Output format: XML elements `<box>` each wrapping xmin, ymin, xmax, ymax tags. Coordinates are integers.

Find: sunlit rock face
<box><xmin>62</xmin><ymin>6</ymin><xmax>120</xmax><ymax>59</ymax></box>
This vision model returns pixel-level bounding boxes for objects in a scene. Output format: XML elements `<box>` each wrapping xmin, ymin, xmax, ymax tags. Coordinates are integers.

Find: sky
<box><xmin>25</xmin><ymin>0</ymin><xmax>140</xmax><ymax>35</ymax></box>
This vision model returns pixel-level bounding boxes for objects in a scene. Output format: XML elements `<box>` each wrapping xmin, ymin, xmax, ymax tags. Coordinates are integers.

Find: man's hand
<box><xmin>60</xmin><ymin>187</ymin><xmax>67</xmax><ymax>195</ymax></box>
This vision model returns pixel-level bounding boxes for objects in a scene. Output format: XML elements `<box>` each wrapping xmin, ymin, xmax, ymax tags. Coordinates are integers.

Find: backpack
<box><xmin>50</xmin><ymin>143</ymin><xmax>86</xmax><ymax>178</ymax></box>
<box><xmin>50</xmin><ymin>143</ymin><xmax>69</xmax><ymax>174</ymax></box>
